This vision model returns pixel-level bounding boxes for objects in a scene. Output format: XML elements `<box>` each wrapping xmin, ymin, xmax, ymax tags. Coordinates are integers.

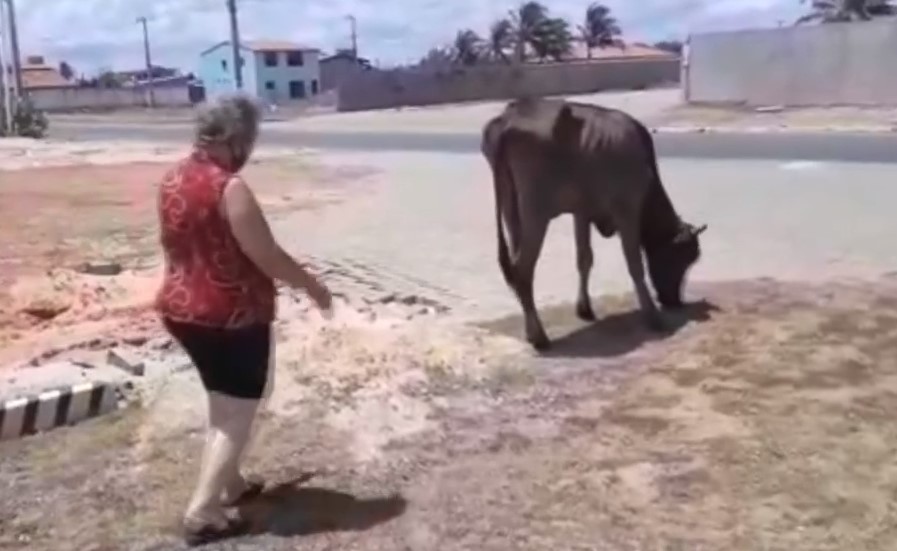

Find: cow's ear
<box><xmin>674</xmin><ymin>222</ymin><xmax>706</xmax><ymax>243</ymax></box>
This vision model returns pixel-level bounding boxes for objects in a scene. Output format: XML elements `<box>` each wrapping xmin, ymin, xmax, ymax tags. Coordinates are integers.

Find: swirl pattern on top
<box><xmin>155</xmin><ymin>149</ymin><xmax>275</xmax><ymax>328</ymax></box>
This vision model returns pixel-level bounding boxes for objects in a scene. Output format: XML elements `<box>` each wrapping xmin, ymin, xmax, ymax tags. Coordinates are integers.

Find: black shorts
<box><xmin>163</xmin><ymin>318</ymin><xmax>272</xmax><ymax>400</ymax></box>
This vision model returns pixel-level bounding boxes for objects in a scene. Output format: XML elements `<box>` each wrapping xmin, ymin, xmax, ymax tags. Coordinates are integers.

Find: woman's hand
<box><xmin>306</xmin><ymin>279</ymin><xmax>333</xmax><ymax>313</ymax></box>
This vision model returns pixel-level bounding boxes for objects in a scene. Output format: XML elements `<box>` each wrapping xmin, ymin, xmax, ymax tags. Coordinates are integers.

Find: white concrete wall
<box><xmin>28</xmin><ymin>86</ymin><xmax>192</xmax><ymax>112</ymax></box>
<box><xmin>687</xmin><ymin>20</ymin><xmax>897</xmax><ymax>106</ymax></box>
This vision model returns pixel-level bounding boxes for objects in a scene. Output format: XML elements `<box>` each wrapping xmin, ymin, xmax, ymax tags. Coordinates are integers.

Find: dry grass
<box><xmin>1</xmin><ymin>278</ymin><xmax>896</xmax><ymax>550</ymax></box>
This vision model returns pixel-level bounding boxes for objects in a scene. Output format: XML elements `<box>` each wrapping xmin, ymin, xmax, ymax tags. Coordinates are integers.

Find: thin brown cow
<box><xmin>481</xmin><ymin>98</ymin><xmax>707</xmax><ymax>351</ymax></box>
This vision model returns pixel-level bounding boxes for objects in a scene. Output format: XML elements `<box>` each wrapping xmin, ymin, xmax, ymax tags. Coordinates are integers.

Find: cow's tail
<box><xmin>484</xmin><ymin>122</ymin><xmax>516</xmax><ymax>288</ymax></box>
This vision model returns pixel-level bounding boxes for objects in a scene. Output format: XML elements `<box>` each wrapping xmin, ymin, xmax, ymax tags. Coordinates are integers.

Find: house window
<box><xmin>220</xmin><ymin>57</ymin><xmax>243</xmax><ymax>71</ymax></box>
<box><xmin>288</xmin><ymin>80</ymin><xmax>306</xmax><ymax>99</ymax></box>
<box><xmin>286</xmin><ymin>51</ymin><xmax>304</xmax><ymax>66</ymax></box>
<box><xmin>265</xmin><ymin>81</ymin><xmax>276</xmax><ymax>91</ymax></box>
<box><xmin>310</xmin><ymin>79</ymin><xmax>319</xmax><ymax>95</ymax></box>
<box><xmin>263</xmin><ymin>51</ymin><xmax>278</xmax><ymax>67</ymax></box>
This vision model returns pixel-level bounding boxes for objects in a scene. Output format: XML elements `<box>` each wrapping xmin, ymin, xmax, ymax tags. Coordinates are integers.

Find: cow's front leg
<box><xmin>573</xmin><ymin>213</ymin><xmax>596</xmax><ymax>321</ymax></box>
<box><xmin>617</xmin><ymin>218</ymin><xmax>664</xmax><ymax>332</ymax></box>
<box><xmin>514</xmin><ymin>216</ymin><xmax>551</xmax><ymax>351</ymax></box>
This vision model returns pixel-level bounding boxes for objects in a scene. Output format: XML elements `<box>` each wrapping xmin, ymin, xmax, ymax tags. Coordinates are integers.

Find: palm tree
<box><xmin>58</xmin><ymin>61</ymin><xmax>75</xmax><ymax>81</ymax></box>
<box><xmin>580</xmin><ymin>3</ymin><xmax>622</xmax><ymax>58</ymax></box>
<box><xmin>795</xmin><ymin>0</ymin><xmax>895</xmax><ymax>24</ymax></box>
<box><xmin>453</xmin><ymin>29</ymin><xmax>485</xmax><ymax>66</ymax></box>
<box><xmin>529</xmin><ymin>18</ymin><xmax>574</xmax><ymax>62</ymax></box>
<box><xmin>503</xmin><ymin>1</ymin><xmax>574</xmax><ymax>62</ymax></box>
<box><xmin>417</xmin><ymin>46</ymin><xmax>454</xmax><ymax>69</ymax></box>
<box><xmin>509</xmin><ymin>1</ymin><xmax>550</xmax><ymax>62</ymax></box>
<box><xmin>488</xmin><ymin>19</ymin><xmax>515</xmax><ymax>63</ymax></box>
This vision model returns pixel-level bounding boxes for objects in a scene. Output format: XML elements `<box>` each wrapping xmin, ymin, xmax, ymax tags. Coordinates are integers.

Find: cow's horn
<box><xmin>691</xmin><ymin>223</ymin><xmax>708</xmax><ymax>236</ymax></box>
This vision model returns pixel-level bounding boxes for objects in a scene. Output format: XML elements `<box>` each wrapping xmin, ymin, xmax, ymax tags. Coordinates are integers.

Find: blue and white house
<box><xmin>199</xmin><ymin>40</ymin><xmax>321</xmax><ymax>103</ymax></box>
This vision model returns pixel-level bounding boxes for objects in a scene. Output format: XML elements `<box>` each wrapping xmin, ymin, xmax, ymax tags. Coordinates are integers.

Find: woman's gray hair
<box><xmin>193</xmin><ymin>93</ymin><xmax>261</xmax><ymax>149</ymax></box>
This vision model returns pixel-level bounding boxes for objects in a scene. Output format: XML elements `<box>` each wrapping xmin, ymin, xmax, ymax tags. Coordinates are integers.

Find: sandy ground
<box><xmin>0</xmin><ymin>140</ymin><xmax>374</xmax><ymax>369</ymax></box>
<box><xmin>273</xmin><ymin>89</ymin><xmax>684</xmax><ymax>135</ymax></box>
<box><xmin>2</xmin><ymin>142</ymin><xmax>897</xmax><ymax>549</ymax></box>
<box><xmin>656</xmin><ymin>103</ymin><xmax>897</xmax><ymax>132</ymax></box>
<box><xmin>49</xmin><ymin>88</ymin><xmax>897</xmax><ymax>134</ymax></box>
<box><xmin>3</xmin><ymin>277</ymin><xmax>897</xmax><ymax>551</ymax></box>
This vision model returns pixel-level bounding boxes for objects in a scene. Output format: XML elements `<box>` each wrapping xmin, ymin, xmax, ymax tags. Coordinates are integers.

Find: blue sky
<box><xmin>12</xmin><ymin>0</ymin><xmax>805</xmax><ymax>76</ymax></box>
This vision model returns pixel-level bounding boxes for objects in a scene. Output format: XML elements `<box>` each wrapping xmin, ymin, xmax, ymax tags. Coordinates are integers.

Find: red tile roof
<box><xmin>564</xmin><ymin>41</ymin><xmax>678</xmax><ymax>61</ymax></box>
<box><xmin>5</xmin><ymin>59</ymin><xmax>73</xmax><ymax>89</ymax></box>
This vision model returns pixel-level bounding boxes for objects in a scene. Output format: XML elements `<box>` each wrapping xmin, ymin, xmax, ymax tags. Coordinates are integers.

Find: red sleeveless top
<box><xmin>155</xmin><ymin>149</ymin><xmax>276</xmax><ymax>328</ymax></box>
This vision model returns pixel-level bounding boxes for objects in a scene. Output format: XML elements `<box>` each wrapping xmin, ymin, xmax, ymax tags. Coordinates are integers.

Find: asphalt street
<box><xmin>48</xmin><ymin>122</ymin><xmax>897</xmax><ymax>163</ymax></box>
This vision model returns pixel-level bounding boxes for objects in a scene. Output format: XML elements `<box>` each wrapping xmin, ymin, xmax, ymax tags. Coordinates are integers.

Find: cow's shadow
<box><xmin>544</xmin><ymin>299</ymin><xmax>719</xmax><ymax>358</ymax></box>
<box><xmin>238</xmin><ymin>475</ymin><xmax>408</xmax><ymax>538</ymax></box>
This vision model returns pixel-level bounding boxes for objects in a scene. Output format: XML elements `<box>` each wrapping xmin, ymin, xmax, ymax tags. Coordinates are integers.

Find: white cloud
<box><xmin>10</xmin><ymin>0</ymin><xmax>804</xmax><ymax>75</ymax></box>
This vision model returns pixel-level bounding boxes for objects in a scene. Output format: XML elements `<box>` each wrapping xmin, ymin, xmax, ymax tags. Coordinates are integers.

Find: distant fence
<box><xmin>685</xmin><ymin>20</ymin><xmax>897</xmax><ymax>106</ymax></box>
<box><xmin>27</xmin><ymin>86</ymin><xmax>193</xmax><ymax>112</ymax></box>
<box><xmin>336</xmin><ymin>58</ymin><xmax>680</xmax><ymax>112</ymax></box>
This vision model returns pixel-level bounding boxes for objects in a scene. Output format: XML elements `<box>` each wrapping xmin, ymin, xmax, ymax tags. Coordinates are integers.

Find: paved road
<box><xmin>274</xmin><ymin>153</ymin><xmax>897</xmax><ymax>324</ymax></box>
<box><xmin>49</xmin><ymin>122</ymin><xmax>897</xmax><ymax>163</ymax></box>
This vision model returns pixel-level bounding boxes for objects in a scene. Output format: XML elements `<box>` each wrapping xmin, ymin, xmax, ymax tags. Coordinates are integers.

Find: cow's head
<box><xmin>645</xmin><ymin>221</ymin><xmax>706</xmax><ymax>308</ymax></box>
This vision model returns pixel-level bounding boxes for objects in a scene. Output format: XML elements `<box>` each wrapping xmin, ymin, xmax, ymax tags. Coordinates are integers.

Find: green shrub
<box><xmin>0</xmin><ymin>98</ymin><xmax>50</xmax><ymax>139</ymax></box>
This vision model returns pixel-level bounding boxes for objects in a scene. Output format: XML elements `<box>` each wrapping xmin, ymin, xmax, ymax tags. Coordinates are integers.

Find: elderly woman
<box><xmin>155</xmin><ymin>94</ymin><xmax>332</xmax><ymax>546</ymax></box>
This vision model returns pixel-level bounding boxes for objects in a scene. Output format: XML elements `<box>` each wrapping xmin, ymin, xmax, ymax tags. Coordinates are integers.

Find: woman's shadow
<box><xmin>239</xmin><ymin>473</ymin><xmax>408</xmax><ymax>538</ymax></box>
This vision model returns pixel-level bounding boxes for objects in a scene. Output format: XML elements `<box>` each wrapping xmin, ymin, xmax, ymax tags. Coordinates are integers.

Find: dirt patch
<box><xmin>2</xmin><ymin>277</ymin><xmax>897</xmax><ymax>550</ymax></box>
<box><xmin>0</xmin><ymin>151</ymin><xmax>377</xmax><ymax>369</ymax></box>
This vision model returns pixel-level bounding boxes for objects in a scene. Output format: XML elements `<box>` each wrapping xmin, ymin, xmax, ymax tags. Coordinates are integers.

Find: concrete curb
<box><xmin>0</xmin><ymin>381</ymin><xmax>119</xmax><ymax>442</ymax></box>
<box><xmin>651</xmin><ymin>125</ymin><xmax>897</xmax><ymax>134</ymax></box>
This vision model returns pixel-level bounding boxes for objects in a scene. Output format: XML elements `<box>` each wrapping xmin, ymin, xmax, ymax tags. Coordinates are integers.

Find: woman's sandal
<box><xmin>183</xmin><ymin>515</ymin><xmax>251</xmax><ymax>547</ymax></box>
<box><xmin>221</xmin><ymin>477</ymin><xmax>265</xmax><ymax>507</ymax></box>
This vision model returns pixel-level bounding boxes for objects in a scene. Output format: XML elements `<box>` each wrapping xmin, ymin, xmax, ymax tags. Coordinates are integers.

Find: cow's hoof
<box><xmin>644</xmin><ymin>313</ymin><xmax>667</xmax><ymax>333</ymax></box>
<box><xmin>576</xmin><ymin>301</ymin><xmax>597</xmax><ymax>322</ymax></box>
<box><xmin>528</xmin><ymin>334</ymin><xmax>552</xmax><ymax>352</ymax></box>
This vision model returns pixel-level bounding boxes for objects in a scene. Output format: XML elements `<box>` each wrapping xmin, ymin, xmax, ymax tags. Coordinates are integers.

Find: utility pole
<box><xmin>0</xmin><ymin>1</ymin><xmax>12</xmax><ymax>135</ymax></box>
<box><xmin>346</xmin><ymin>15</ymin><xmax>358</xmax><ymax>60</ymax></box>
<box><xmin>136</xmin><ymin>16</ymin><xmax>156</xmax><ymax>107</ymax></box>
<box><xmin>2</xmin><ymin>0</ymin><xmax>22</xmax><ymax>99</ymax></box>
<box><xmin>226</xmin><ymin>0</ymin><xmax>243</xmax><ymax>90</ymax></box>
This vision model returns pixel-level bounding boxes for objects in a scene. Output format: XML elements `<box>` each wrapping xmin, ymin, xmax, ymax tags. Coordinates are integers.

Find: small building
<box><xmin>320</xmin><ymin>50</ymin><xmax>372</xmax><ymax>92</ymax></box>
<box><xmin>199</xmin><ymin>40</ymin><xmax>321</xmax><ymax>103</ymax></box>
<box><xmin>14</xmin><ymin>55</ymin><xmax>74</xmax><ymax>89</ymax></box>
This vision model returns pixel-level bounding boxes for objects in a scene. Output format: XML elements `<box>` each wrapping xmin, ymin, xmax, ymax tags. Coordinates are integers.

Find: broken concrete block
<box><xmin>20</xmin><ymin>300</ymin><xmax>71</xmax><ymax>321</ymax></box>
<box><xmin>106</xmin><ymin>348</ymin><xmax>146</xmax><ymax>377</ymax></box>
<box><xmin>77</xmin><ymin>261</ymin><xmax>123</xmax><ymax>276</ymax></box>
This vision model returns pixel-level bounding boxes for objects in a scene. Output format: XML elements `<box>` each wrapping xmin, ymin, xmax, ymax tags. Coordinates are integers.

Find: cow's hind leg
<box><xmin>514</xmin><ymin>215</ymin><xmax>551</xmax><ymax>351</ymax></box>
<box><xmin>574</xmin><ymin>213</ymin><xmax>596</xmax><ymax>321</ymax></box>
<box><xmin>617</xmin><ymin>216</ymin><xmax>665</xmax><ymax>332</ymax></box>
